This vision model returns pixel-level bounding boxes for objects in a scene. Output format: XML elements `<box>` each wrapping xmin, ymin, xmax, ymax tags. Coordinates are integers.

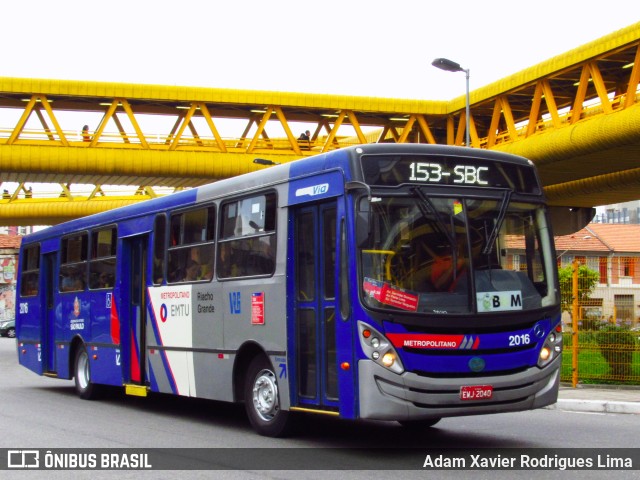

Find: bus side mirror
<box><xmin>356</xmin><ymin>198</ymin><xmax>372</xmax><ymax>248</ymax></box>
<box><xmin>346</xmin><ymin>182</ymin><xmax>373</xmax><ymax>248</ymax></box>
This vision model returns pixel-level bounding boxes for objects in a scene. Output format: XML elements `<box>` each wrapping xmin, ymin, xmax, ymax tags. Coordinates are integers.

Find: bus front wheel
<box><xmin>74</xmin><ymin>345</ymin><xmax>100</xmax><ymax>400</ymax></box>
<box><xmin>244</xmin><ymin>355</ymin><xmax>292</xmax><ymax>437</ymax></box>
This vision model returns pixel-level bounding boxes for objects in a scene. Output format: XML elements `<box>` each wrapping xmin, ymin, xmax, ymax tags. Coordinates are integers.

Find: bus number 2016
<box><xmin>508</xmin><ymin>334</ymin><xmax>531</xmax><ymax>346</ymax></box>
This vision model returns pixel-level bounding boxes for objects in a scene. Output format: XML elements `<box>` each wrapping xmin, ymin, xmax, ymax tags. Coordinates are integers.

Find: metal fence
<box><xmin>560</xmin><ymin>259</ymin><xmax>640</xmax><ymax>386</ymax></box>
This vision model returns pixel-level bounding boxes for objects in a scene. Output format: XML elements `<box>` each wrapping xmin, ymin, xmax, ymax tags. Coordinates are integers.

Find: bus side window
<box><xmin>60</xmin><ymin>233</ymin><xmax>88</xmax><ymax>292</ymax></box>
<box><xmin>89</xmin><ymin>227</ymin><xmax>117</xmax><ymax>289</ymax></box>
<box><xmin>217</xmin><ymin>192</ymin><xmax>276</xmax><ymax>279</ymax></box>
<box><xmin>167</xmin><ymin>206</ymin><xmax>215</xmax><ymax>284</ymax></box>
<box><xmin>20</xmin><ymin>245</ymin><xmax>40</xmax><ymax>297</ymax></box>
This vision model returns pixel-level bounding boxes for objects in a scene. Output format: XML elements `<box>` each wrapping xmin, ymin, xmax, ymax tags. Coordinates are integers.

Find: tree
<box><xmin>558</xmin><ymin>263</ymin><xmax>600</xmax><ymax>317</ymax></box>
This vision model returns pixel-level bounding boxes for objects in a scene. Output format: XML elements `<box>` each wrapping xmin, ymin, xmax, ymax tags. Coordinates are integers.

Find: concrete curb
<box><xmin>551</xmin><ymin>399</ymin><xmax>640</xmax><ymax>415</ymax></box>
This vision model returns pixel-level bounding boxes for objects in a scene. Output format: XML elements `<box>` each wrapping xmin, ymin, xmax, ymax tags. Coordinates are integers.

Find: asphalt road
<box><xmin>0</xmin><ymin>338</ymin><xmax>638</xmax><ymax>479</ymax></box>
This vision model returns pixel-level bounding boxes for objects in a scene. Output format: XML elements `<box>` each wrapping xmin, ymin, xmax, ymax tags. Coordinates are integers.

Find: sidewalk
<box><xmin>552</xmin><ymin>384</ymin><xmax>640</xmax><ymax>415</ymax></box>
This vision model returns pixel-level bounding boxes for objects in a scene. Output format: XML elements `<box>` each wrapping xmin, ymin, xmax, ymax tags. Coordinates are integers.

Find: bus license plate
<box><xmin>460</xmin><ymin>385</ymin><xmax>493</xmax><ymax>401</ymax></box>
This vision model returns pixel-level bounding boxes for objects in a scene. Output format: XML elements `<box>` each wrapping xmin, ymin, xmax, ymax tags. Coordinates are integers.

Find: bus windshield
<box><xmin>360</xmin><ymin>194</ymin><xmax>556</xmax><ymax>315</ymax></box>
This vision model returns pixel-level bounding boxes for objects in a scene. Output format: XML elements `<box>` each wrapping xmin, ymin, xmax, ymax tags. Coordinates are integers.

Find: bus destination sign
<box><xmin>360</xmin><ymin>155</ymin><xmax>539</xmax><ymax>194</ymax></box>
<box><xmin>409</xmin><ymin>162</ymin><xmax>488</xmax><ymax>185</ymax></box>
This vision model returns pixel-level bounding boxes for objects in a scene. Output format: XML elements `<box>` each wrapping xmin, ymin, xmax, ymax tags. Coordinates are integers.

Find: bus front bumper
<box><xmin>357</xmin><ymin>357</ymin><xmax>560</xmax><ymax>421</ymax></box>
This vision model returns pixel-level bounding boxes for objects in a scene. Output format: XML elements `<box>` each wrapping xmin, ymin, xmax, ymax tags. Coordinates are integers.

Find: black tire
<box><xmin>398</xmin><ymin>418</ymin><xmax>441</xmax><ymax>429</ymax></box>
<box><xmin>244</xmin><ymin>355</ymin><xmax>292</xmax><ymax>437</ymax></box>
<box><xmin>7</xmin><ymin>327</ymin><xmax>15</xmax><ymax>338</ymax></box>
<box><xmin>74</xmin><ymin>345</ymin><xmax>101</xmax><ymax>400</ymax></box>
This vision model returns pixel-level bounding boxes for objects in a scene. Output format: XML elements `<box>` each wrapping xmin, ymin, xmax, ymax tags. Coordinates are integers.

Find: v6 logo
<box><xmin>229</xmin><ymin>292</ymin><xmax>241</xmax><ymax>314</ymax></box>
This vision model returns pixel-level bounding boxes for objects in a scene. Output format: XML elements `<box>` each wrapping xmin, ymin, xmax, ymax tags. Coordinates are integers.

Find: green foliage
<box><xmin>558</xmin><ymin>264</ymin><xmax>600</xmax><ymax>313</ymax></box>
<box><xmin>595</xmin><ymin>323</ymin><xmax>637</xmax><ymax>379</ymax></box>
<box><xmin>561</xmin><ymin>328</ymin><xmax>640</xmax><ymax>385</ymax></box>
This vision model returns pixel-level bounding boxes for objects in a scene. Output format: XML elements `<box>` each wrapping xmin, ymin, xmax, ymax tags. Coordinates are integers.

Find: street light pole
<box><xmin>432</xmin><ymin>57</ymin><xmax>471</xmax><ymax>147</ymax></box>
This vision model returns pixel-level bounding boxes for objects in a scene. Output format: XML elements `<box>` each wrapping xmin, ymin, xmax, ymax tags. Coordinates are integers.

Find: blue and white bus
<box><xmin>16</xmin><ymin>144</ymin><xmax>564</xmax><ymax>436</ymax></box>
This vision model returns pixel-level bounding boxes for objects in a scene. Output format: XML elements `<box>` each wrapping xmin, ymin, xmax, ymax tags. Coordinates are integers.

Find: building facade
<box><xmin>0</xmin><ymin>235</ymin><xmax>21</xmax><ymax>323</ymax></box>
<box><xmin>553</xmin><ymin>224</ymin><xmax>640</xmax><ymax>326</ymax></box>
<box><xmin>594</xmin><ymin>200</ymin><xmax>640</xmax><ymax>225</ymax></box>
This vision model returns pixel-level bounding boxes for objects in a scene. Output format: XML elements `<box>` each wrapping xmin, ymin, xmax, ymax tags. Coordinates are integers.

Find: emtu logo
<box><xmin>295</xmin><ymin>183</ymin><xmax>329</xmax><ymax>197</ymax></box>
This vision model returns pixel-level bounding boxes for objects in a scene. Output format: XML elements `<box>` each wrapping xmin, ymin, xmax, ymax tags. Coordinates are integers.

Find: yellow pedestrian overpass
<box><xmin>1</xmin><ymin>22</ymin><xmax>639</xmax><ymax>226</ymax></box>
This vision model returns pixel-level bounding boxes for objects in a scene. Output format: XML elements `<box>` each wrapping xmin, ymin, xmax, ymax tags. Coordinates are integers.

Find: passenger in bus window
<box><xmin>202</xmin><ymin>256</ymin><xmax>215</xmax><ymax>280</ymax></box>
<box><xmin>218</xmin><ymin>243</ymin><xmax>239</xmax><ymax>278</ymax></box>
<box><xmin>153</xmin><ymin>256</ymin><xmax>164</xmax><ymax>284</ymax></box>
<box><xmin>184</xmin><ymin>259</ymin><xmax>201</xmax><ymax>282</ymax></box>
<box><xmin>199</xmin><ymin>265</ymin><xmax>213</xmax><ymax>280</ymax></box>
<box><xmin>23</xmin><ymin>278</ymin><xmax>38</xmax><ymax>296</ymax></box>
<box><xmin>61</xmin><ymin>268</ymin><xmax>84</xmax><ymax>292</ymax></box>
<box><xmin>249</xmin><ymin>237</ymin><xmax>274</xmax><ymax>274</ymax></box>
<box><xmin>97</xmin><ymin>272</ymin><xmax>112</xmax><ymax>288</ymax></box>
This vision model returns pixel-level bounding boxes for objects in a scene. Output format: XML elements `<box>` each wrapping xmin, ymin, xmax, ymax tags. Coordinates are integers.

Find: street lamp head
<box><xmin>432</xmin><ymin>57</ymin><xmax>471</xmax><ymax>147</ymax></box>
<box><xmin>431</xmin><ymin>57</ymin><xmax>464</xmax><ymax>73</ymax></box>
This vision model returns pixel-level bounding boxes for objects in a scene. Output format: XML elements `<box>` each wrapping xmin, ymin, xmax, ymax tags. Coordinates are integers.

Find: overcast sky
<box><xmin>2</xmin><ymin>1</ymin><xmax>636</xmax><ymax>100</ymax></box>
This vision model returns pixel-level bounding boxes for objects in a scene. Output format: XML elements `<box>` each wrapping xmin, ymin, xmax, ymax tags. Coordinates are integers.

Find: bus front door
<box><xmin>293</xmin><ymin>202</ymin><xmax>339</xmax><ymax>410</ymax></box>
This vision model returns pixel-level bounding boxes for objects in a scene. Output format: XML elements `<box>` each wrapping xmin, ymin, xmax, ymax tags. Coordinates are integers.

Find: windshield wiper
<box><xmin>482</xmin><ymin>189</ymin><xmax>512</xmax><ymax>255</ymax></box>
<box><xmin>411</xmin><ymin>187</ymin><xmax>456</xmax><ymax>248</ymax></box>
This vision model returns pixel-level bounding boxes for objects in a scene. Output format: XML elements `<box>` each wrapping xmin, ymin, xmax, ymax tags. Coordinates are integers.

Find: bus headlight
<box><xmin>538</xmin><ymin>324</ymin><xmax>563</xmax><ymax>368</ymax></box>
<box><xmin>358</xmin><ymin>321</ymin><xmax>404</xmax><ymax>374</ymax></box>
<box><xmin>539</xmin><ymin>347</ymin><xmax>551</xmax><ymax>361</ymax></box>
<box><xmin>382</xmin><ymin>352</ymin><xmax>396</xmax><ymax>368</ymax></box>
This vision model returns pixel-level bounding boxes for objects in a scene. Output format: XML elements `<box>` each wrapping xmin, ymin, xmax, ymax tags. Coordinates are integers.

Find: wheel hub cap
<box><xmin>252</xmin><ymin>370</ymin><xmax>278</xmax><ymax>421</ymax></box>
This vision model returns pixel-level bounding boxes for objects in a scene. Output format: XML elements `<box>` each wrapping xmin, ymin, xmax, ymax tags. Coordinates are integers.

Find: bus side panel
<box><xmin>87</xmin><ymin>290</ymin><xmax>123</xmax><ymax>387</ymax></box>
<box><xmin>190</xmin><ymin>181</ymin><xmax>291</xmax><ymax>405</ymax></box>
<box><xmin>15</xmin><ymin>298</ymin><xmax>43</xmax><ymax>344</ymax></box>
<box><xmin>144</xmin><ymin>293</ymin><xmax>175</xmax><ymax>396</ymax></box>
<box><xmin>53</xmin><ymin>343</ymin><xmax>72</xmax><ymax>379</ymax></box>
<box><xmin>142</xmin><ymin>286</ymin><xmax>172</xmax><ymax>394</ymax></box>
<box><xmin>16</xmin><ymin>342</ymin><xmax>43</xmax><ymax>375</ymax></box>
<box><xmin>87</xmin><ymin>345</ymin><xmax>123</xmax><ymax>386</ymax></box>
<box><xmin>145</xmin><ymin>248</ymin><xmax>289</xmax><ymax>401</ymax></box>
<box><xmin>16</xmin><ymin>299</ymin><xmax>44</xmax><ymax>375</ymax></box>
<box><xmin>222</xmin><ymin>276</ymin><xmax>289</xmax><ymax>404</ymax></box>
<box><xmin>145</xmin><ymin>340</ymin><xmax>177</xmax><ymax>395</ymax></box>
<box><xmin>16</xmin><ymin>243</ymin><xmax>45</xmax><ymax>375</ymax></box>
<box><xmin>55</xmin><ymin>292</ymin><xmax>92</xmax><ymax>379</ymax></box>
<box><xmin>145</xmin><ymin>277</ymin><xmax>283</xmax><ymax>403</ymax></box>
<box><xmin>189</xmin><ymin>283</ymin><xmax>229</xmax><ymax>401</ymax></box>
<box><xmin>146</xmin><ymin>285</ymin><xmax>190</xmax><ymax>396</ymax></box>
<box><xmin>89</xmin><ymin>290</ymin><xmax>115</xmax><ymax>344</ymax></box>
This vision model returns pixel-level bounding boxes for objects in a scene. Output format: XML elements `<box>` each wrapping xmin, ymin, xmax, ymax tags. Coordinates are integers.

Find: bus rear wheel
<box><xmin>244</xmin><ymin>355</ymin><xmax>292</xmax><ymax>437</ymax></box>
<box><xmin>74</xmin><ymin>345</ymin><xmax>100</xmax><ymax>400</ymax></box>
